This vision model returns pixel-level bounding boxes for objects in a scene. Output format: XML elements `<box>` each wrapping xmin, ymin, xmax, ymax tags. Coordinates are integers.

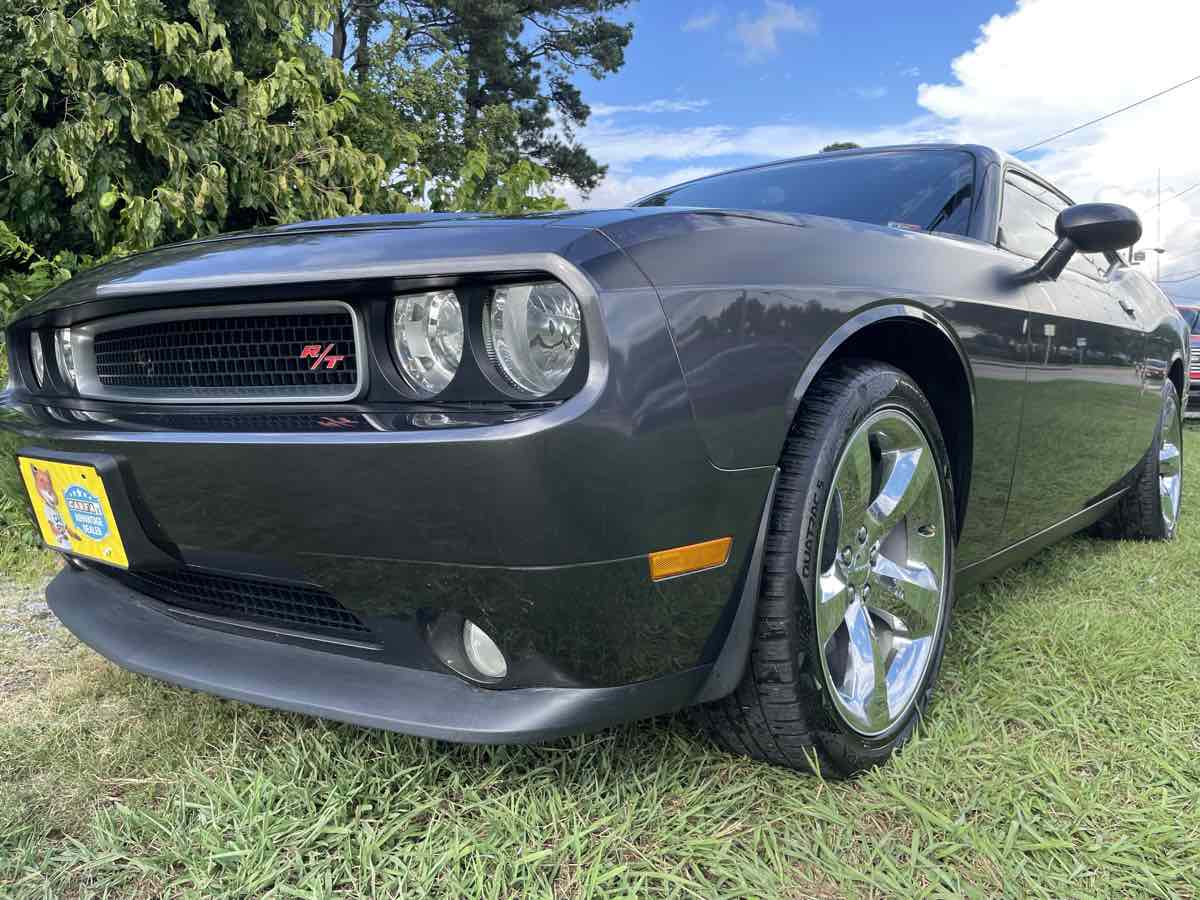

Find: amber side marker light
<box><xmin>648</xmin><ymin>537</ymin><xmax>733</xmax><ymax>582</ymax></box>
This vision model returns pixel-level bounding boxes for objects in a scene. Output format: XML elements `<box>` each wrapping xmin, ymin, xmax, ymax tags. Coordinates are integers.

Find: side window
<box><xmin>998</xmin><ymin>176</ymin><xmax>1059</xmax><ymax>259</ymax></box>
<box><xmin>999</xmin><ymin>173</ymin><xmax>1108</xmax><ymax>280</ymax></box>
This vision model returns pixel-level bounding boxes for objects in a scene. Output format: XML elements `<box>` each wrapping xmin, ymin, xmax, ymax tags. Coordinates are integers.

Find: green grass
<box><xmin>3</xmin><ymin>436</ymin><xmax>1200</xmax><ymax>897</ymax></box>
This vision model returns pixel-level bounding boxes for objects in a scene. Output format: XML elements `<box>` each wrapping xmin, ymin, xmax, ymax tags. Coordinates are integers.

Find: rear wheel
<box><xmin>1095</xmin><ymin>379</ymin><xmax>1182</xmax><ymax>541</ymax></box>
<box><xmin>693</xmin><ymin>360</ymin><xmax>957</xmax><ymax>776</ymax></box>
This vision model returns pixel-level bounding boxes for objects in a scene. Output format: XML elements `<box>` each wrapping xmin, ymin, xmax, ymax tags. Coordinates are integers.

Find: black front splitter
<box><xmin>48</xmin><ymin>566</ymin><xmax>712</xmax><ymax>744</ymax></box>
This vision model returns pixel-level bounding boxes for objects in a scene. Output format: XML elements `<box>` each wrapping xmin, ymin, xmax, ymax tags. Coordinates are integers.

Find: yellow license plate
<box><xmin>18</xmin><ymin>456</ymin><xmax>129</xmax><ymax>568</ymax></box>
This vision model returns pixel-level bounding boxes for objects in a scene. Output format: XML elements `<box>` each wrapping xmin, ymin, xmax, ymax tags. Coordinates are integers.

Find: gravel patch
<box><xmin>0</xmin><ymin>575</ymin><xmax>60</xmax><ymax>649</ymax></box>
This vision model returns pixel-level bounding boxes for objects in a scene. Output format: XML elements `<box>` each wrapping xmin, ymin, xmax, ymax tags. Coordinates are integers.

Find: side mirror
<box><xmin>1028</xmin><ymin>203</ymin><xmax>1143</xmax><ymax>281</ymax></box>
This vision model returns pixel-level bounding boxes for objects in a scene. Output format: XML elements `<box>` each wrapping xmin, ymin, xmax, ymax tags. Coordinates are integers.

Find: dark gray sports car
<box><xmin>1</xmin><ymin>144</ymin><xmax>1187</xmax><ymax>776</ymax></box>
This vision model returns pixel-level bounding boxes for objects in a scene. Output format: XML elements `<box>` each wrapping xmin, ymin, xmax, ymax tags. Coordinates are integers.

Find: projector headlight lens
<box><xmin>391</xmin><ymin>290</ymin><xmax>464</xmax><ymax>397</ymax></box>
<box><xmin>29</xmin><ymin>332</ymin><xmax>46</xmax><ymax>387</ymax></box>
<box><xmin>484</xmin><ymin>282</ymin><xmax>581</xmax><ymax>396</ymax></box>
<box><xmin>55</xmin><ymin>328</ymin><xmax>77</xmax><ymax>389</ymax></box>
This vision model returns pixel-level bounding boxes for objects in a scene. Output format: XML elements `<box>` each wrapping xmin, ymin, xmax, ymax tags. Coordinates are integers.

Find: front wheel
<box><xmin>693</xmin><ymin>360</ymin><xmax>957</xmax><ymax>777</ymax></box>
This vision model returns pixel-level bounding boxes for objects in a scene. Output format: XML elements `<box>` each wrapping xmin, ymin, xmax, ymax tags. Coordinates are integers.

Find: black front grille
<box><xmin>92</xmin><ymin>310</ymin><xmax>357</xmax><ymax>396</ymax></box>
<box><xmin>153</xmin><ymin>413</ymin><xmax>376</xmax><ymax>433</ymax></box>
<box><xmin>117</xmin><ymin>568</ymin><xmax>372</xmax><ymax>640</ymax></box>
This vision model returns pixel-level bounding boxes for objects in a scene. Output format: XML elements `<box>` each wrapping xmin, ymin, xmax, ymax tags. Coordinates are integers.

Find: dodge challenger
<box><xmin>1</xmin><ymin>144</ymin><xmax>1187</xmax><ymax>776</ymax></box>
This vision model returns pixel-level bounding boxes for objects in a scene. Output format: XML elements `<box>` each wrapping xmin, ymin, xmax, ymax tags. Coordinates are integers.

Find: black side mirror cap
<box><xmin>1057</xmin><ymin>203</ymin><xmax>1142</xmax><ymax>253</ymax></box>
<box><xmin>1026</xmin><ymin>203</ymin><xmax>1143</xmax><ymax>281</ymax></box>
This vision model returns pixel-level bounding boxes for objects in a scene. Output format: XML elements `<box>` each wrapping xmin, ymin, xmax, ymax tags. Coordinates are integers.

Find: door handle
<box><xmin>1117</xmin><ymin>297</ymin><xmax>1136</xmax><ymax>316</ymax></box>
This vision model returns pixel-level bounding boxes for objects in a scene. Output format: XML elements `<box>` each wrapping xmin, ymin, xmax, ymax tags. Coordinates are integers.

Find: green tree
<box><xmin>336</xmin><ymin>0</ymin><xmax>633</xmax><ymax>196</ymax></box>
<box><xmin>821</xmin><ymin>142</ymin><xmax>861</xmax><ymax>152</ymax></box>
<box><xmin>0</xmin><ymin>0</ymin><xmax>408</xmax><ymax>263</ymax></box>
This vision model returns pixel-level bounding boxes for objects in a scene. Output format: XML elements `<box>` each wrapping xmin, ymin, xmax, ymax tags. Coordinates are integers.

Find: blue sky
<box><xmin>558</xmin><ymin>0</ymin><xmax>1200</xmax><ymax>293</ymax></box>
<box><xmin>579</xmin><ymin>0</ymin><xmax>1000</xmax><ymax>180</ymax></box>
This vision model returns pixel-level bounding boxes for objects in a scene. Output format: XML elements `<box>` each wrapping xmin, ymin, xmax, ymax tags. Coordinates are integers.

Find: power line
<box><xmin>1163</xmin><ymin>246</ymin><xmax>1200</xmax><ymax>266</ymax></box>
<box><xmin>1170</xmin><ymin>181</ymin><xmax>1200</xmax><ymax>203</ymax></box>
<box><xmin>1013</xmin><ymin>73</ymin><xmax>1200</xmax><ymax>154</ymax></box>
<box><xmin>1151</xmin><ymin>180</ymin><xmax>1200</xmax><ymax>211</ymax></box>
<box><xmin>1158</xmin><ymin>266</ymin><xmax>1200</xmax><ymax>284</ymax></box>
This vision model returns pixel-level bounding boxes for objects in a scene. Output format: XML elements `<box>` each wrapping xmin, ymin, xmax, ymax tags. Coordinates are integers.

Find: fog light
<box><xmin>463</xmin><ymin>619</ymin><xmax>507</xmax><ymax>679</ymax></box>
<box><xmin>29</xmin><ymin>332</ymin><xmax>46</xmax><ymax>387</ymax></box>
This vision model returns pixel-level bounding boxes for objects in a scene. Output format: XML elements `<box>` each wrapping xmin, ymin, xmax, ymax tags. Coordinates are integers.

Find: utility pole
<box><xmin>1157</xmin><ymin>168</ymin><xmax>1162</xmax><ymax>282</ymax></box>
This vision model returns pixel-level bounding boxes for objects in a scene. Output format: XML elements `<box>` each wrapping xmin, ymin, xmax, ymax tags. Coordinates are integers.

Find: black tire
<box><xmin>692</xmin><ymin>359</ymin><xmax>958</xmax><ymax>777</ymax></box>
<box><xmin>1094</xmin><ymin>379</ymin><xmax>1183</xmax><ymax>541</ymax></box>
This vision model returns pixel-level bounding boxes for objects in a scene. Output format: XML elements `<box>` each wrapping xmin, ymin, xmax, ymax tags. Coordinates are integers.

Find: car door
<box><xmin>996</xmin><ymin>171</ymin><xmax>1144</xmax><ymax>546</ymax></box>
<box><xmin>1108</xmin><ymin>266</ymin><xmax>1177</xmax><ymax>459</ymax></box>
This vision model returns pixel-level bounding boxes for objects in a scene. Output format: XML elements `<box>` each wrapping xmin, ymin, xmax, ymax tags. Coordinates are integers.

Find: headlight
<box><xmin>483</xmin><ymin>282</ymin><xmax>581</xmax><ymax>396</ymax></box>
<box><xmin>55</xmin><ymin>328</ymin><xmax>77</xmax><ymax>389</ymax></box>
<box><xmin>29</xmin><ymin>332</ymin><xmax>46</xmax><ymax>387</ymax></box>
<box><xmin>391</xmin><ymin>290</ymin><xmax>464</xmax><ymax>397</ymax></box>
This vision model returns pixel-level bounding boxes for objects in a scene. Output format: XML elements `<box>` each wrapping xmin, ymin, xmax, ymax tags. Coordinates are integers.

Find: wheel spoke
<box><xmin>834</xmin><ymin>428</ymin><xmax>874</xmax><ymax>546</ymax></box>
<box><xmin>877</xmin><ymin>632</ymin><xmax>931</xmax><ymax>720</ymax></box>
<box><xmin>871</xmin><ymin>555</ymin><xmax>941</xmax><ymax>638</ymax></box>
<box><xmin>815</xmin><ymin>569</ymin><xmax>851</xmax><ymax>646</ymax></box>
<box><xmin>1160</xmin><ymin>442</ymin><xmax>1181</xmax><ymax>478</ymax></box>
<box><xmin>866</xmin><ymin>446</ymin><xmax>933</xmax><ymax>538</ymax></box>
<box><xmin>842</xmin><ymin>597</ymin><xmax>888</xmax><ymax>726</ymax></box>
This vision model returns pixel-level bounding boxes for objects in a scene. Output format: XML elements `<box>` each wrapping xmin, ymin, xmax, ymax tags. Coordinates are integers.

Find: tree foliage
<box><xmin>330</xmin><ymin>1</ymin><xmax>633</xmax><ymax>195</ymax></box>
<box><xmin>821</xmin><ymin>142</ymin><xmax>861</xmax><ymax>152</ymax></box>
<box><xmin>0</xmin><ymin>0</ymin><xmax>579</xmax><ymax>327</ymax></box>
<box><xmin>1</xmin><ymin>0</ymin><xmax>402</xmax><ymax>262</ymax></box>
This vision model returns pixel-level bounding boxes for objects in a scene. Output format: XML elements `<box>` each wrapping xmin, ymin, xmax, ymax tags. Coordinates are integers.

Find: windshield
<box><xmin>636</xmin><ymin>149</ymin><xmax>976</xmax><ymax>236</ymax></box>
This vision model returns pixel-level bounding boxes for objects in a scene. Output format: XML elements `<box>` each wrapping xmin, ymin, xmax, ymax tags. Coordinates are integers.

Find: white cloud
<box><xmin>560</xmin><ymin>166</ymin><xmax>721</xmax><ymax>209</ymax></box>
<box><xmin>899</xmin><ymin>65</ymin><xmax>920</xmax><ymax>78</ymax></box>
<box><xmin>683</xmin><ymin>8</ymin><xmax>721</xmax><ymax>31</ymax></box>
<box><xmin>572</xmin><ymin>0</ymin><xmax>1200</xmax><ymax>284</ymax></box>
<box><xmin>574</xmin><ymin>115</ymin><xmax>940</xmax><ymax>171</ymax></box>
<box><xmin>734</xmin><ymin>2</ymin><xmax>817</xmax><ymax>62</ymax></box>
<box><xmin>914</xmin><ymin>0</ymin><xmax>1200</xmax><ymax>278</ymax></box>
<box><xmin>855</xmin><ymin>86</ymin><xmax>888</xmax><ymax>100</ymax></box>
<box><xmin>590</xmin><ymin>99</ymin><xmax>710</xmax><ymax>116</ymax></box>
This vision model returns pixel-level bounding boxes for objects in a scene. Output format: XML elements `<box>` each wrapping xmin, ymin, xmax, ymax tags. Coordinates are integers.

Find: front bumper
<box><xmin>50</xmin><ymin>566</ymin><xmax>717</xmax><ymax>742</ymax></box>
<box><xmin>3</xmin><ymin>394</ymin><xmax>770</xmax><ymax>691</ymax></box>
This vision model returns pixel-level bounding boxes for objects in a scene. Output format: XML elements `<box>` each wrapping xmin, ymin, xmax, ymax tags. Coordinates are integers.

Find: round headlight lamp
<box><xmin>55</xmin><ymin>328</ymin><xmax>77</xmax><ymax>389</ymax></box>
<box><xmin>29</xmin><ymin>332</ymin><xmax>46</xmax><ymax>387</ymax></box>
<box><xmin>391</xmin><ymin>290</ymin><xmax>464</xmax><ymax>398</ymax></box>
<box><xmin>483</xmin><ymin>282</ymin><xmax>582</xmax><ymax>396</ymax></box>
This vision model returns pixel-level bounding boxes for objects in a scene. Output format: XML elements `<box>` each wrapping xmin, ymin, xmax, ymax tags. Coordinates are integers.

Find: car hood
<box><xmin>12</xmin><ymin>206</ymin><xmax>814</xmax><ymax>323</ymax></box>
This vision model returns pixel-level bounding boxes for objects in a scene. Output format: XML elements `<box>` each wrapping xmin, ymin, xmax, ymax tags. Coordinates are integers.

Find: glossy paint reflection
<box><xmin>603</xmin><ymin>210</ymin><xmax>1033</xmax><ymax>566</ymax></box>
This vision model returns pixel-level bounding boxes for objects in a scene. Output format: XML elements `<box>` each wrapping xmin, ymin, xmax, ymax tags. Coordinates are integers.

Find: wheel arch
<box><xmin>787</xmin><ymin>304</ymin><xmax>975</xmax><ymax>538</ymax></box>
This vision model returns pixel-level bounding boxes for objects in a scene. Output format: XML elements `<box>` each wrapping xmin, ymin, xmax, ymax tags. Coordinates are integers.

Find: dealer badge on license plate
<box><xmin>17</xmin><ymin>456</ymin><xmax>129</xmax><ymax>568</ymax></box>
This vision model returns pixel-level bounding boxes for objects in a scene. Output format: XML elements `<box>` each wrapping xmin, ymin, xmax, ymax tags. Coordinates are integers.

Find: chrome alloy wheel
<box><xmin>813</xmin><ymin>408</ymin><xmax>949</xmax><ymax>738</ymax></box>
<box><xmin>1159</xmin><ymin>400</ymin><xmax>1183</xmax><ymax>533</ymax></box>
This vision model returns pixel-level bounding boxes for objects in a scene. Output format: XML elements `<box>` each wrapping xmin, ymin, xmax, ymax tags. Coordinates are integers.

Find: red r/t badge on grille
<box><xmin>300</xmin><ymin>343</ymin><xmax>346</xmax><ymax>370</ymax></box>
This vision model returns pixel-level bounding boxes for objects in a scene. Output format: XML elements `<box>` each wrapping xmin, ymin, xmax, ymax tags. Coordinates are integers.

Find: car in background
<box><xmin>1172</xmin><ymin>301</ymin><xmax>1200</xmax><ymax>416</ymax></box>
<box><xmin>1</xmin><ymin>144</ymin><xmax>1188</xmax><ymax>777</ymax></box>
